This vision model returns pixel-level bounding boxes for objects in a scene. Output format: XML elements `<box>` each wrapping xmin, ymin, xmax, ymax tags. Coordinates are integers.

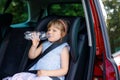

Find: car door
<box><xmin>82</xmin><ymin>0</ymin><xmax>120</xmax><ymax>80</ymax></box>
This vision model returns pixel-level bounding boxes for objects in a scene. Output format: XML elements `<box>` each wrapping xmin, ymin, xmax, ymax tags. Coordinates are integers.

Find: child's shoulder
<box><xmin>42</xmin><ymin>41</ymin><xmax>52</xmax><ymax>46</ymax></box>
<box><xmin>42</xmin><ymin>41</ymin><xmax>69</xmax><ymax>47</ymax></box>
<box><xmin>59</xmin><ymin>42</ymin><xmax>70</xmax><ymax>50</ymax></box>
<box><xmin>62</xmin><ymin>42</ymin><xmax>69</xmax><ymax>45</ymax></box>
<box><xmin>63</xmin><ymin>42</ymin><xmax>70</xmax><ymax>50</ymax></box>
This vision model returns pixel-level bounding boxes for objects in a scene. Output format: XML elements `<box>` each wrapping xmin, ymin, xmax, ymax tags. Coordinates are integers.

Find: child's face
<box><xmin>47</xmin><ymin>25</ymin><xmax>62</xmax><ymax>42</ymax></box>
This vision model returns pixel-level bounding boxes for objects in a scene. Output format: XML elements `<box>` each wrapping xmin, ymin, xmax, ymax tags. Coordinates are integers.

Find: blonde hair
<box><xmin>47</xmin><ymin>19</ymin><xmax>68</xmax><ymax>38</ymax></box>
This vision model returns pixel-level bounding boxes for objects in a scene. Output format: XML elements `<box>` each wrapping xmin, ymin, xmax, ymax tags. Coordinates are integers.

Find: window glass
<box><xmin>48</xmin><ymin>3</ymin><xmax>84</xmax><ymax>17</ymax></box>
<box><xmin>0</xmin><ymin>0</ymin><xmax>6</xmax><ymax>13</ymax></box>
<box><xmin>0</xmin><ymin>0</ymin><xmax>28</xmax><ymax>24</ymax></box>
<box><xmin>101</xmin><ymin>0</ymin><xmax>120</xmax><ymax>54</ymax></box>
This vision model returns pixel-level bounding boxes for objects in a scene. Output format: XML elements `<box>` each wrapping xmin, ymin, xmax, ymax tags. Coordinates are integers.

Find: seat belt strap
<box><xmin>25</xmin><ymin>40</ymin><xmax>65</xmax><ymax>70</ymax></box>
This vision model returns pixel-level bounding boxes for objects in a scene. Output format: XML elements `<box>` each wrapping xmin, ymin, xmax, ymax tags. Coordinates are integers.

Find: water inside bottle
<box><xmin>39</xmin><ymin>31</ymin><xmax>50</xmax><ymax>40</ymax></box>
<box><xmin>24</xmin><ymin>31</ymin><xmax>49</xmax><ymax>40</ymax></box>
<box><xmin>24</xmin><ymin>31</ymin><xmax>33</xmax><ymax>40</ymax></box>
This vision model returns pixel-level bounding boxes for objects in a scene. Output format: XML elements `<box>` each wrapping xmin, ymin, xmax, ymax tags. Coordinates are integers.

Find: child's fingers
<box><xmin>31</xmin><ymin>33</ymin><xmax>40</xmax><ymax>41</ymax></box>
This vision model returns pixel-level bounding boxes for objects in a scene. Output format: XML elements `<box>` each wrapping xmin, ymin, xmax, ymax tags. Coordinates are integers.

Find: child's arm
<box><xmin>28</xmin><ymin>44</ymin><xmax>42</xmax><ymax>59</ymax></box>
<box><xmin>28</xmin><ymin>32</ymin><xmax>43</xmax><ymax>59</ymax></box>
<box><xmin>37</xmin><ymin>46</ymin><xmax>69</xmax><ymax>77</ymax></box>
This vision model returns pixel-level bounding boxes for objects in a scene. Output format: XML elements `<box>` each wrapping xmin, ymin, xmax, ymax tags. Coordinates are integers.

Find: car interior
<box><xmin>0</xmin><ymin>14</ymin><xmax>89</xmax><ymax>80</ymax></box>
<box><xmin>0</xmin><ymin>13</ymin><xmax>13</xmax><ymax>44</ymax></box>
<box><xmin>0</xmin><ymin>0</ymin><xmax>93</xmax><ymax>80</ymax></box>
<box><xmin>1</xmin><ymin>0</ymin><xmax>120</xmax><ymax>79</ymax></box>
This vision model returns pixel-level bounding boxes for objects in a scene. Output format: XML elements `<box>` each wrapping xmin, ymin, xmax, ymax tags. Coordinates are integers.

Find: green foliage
<box><xmin>0</xmin><ymin>1</ymin><xmax>84</xmax><ymax>24</ymax></box>
<box><xmin>0</xmin><ymin>0</ymin><xmax>6</xmax><ymax>13</ymax></box>
<box><xmin>8</xmin><ymin>0</ymin><xmax>28</xmax><ymax>24</ymax></box>
<box><xmin>49</xmin><ymin>4</ymin><xmax>84</xmax><ymax>17</ymax></box>
<box><xmin>0</xmin><ymin>0</ymin><xmax>28</xmax><ymax>24</ymax></box>
<box><xmin>103</xmin><ymin>0</ymin><xmax>120</xmax><ymax>53</ymax></box>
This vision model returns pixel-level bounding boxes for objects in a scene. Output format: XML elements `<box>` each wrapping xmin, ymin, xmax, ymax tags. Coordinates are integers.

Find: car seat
<box><xmin>0</xmin><ymin>13</ymin><xmax>13</xmax><ymax>45</ymax></box>
<box><xmin>0</xmin><ymin>27</ymin><xmax>34</xmax><ymax>79</ymax></box>
<box><xmin>0</xmin><ymin>15</ymin><xmax>88</xmax><ymax>80</ymax></box>
<box><xmin>24</xmin><ymin>16</ymin><xmax>88</xmax><ymax>80</ymax></box>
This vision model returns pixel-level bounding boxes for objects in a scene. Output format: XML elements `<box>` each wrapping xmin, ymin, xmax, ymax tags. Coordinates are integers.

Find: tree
<box><xmin>103</xmin><ymin>0</ymin><xmax>120</xmax><ymax>53</ymax></box>
<box><xmin>0</xmin><ymin>0</ymin><xmax>27</xmax><ymax>24</ymax></box>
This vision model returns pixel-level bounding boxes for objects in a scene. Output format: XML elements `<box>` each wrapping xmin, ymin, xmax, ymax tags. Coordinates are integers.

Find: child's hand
<box><xmin>37</xmin><ymin>70</ymin><xmax>45</xmax><ymax>76</ymax></box>
<box><xmin>31</xmin><ymin>32</ymin><xmax>40</xmax><ymax>47</ymax></box>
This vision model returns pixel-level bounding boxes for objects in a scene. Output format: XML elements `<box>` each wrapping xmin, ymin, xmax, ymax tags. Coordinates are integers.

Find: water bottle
<box><xmin>24</xmin><ymin>31</ymin><xmax>48</xmax><ymax>40</ymax></box>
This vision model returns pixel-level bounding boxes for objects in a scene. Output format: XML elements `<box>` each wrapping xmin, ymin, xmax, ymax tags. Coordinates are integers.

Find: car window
<box><xmin>0</xmin><ymin>0</ymin><xmax>28</xmax><ymax>24</ymax></box>
<box><xmin>101</xmin><ymin>0</ymin><xmax>120</xmax><ymax>54</ymax></box>
<box><xmin>0</xmin><ymin>0</ymin><xmax>6</xmax><ymax>13</ymax></box>
<box><xmin>48</xmin><ymin>3</ymin><xmax>84</xmax><ymax>17</ymax></box>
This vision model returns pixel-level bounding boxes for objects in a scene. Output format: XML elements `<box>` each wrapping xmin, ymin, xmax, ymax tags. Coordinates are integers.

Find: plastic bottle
<box><xmin>24</xmin><ymin>31</ymin><xmax>49</xmax><ymax>40</ymax></box>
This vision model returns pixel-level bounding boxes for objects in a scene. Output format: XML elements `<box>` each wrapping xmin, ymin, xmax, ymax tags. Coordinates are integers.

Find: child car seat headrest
<box><xmin>35</xmin><ymin>16</ymin><xmax>85</xmax><ymax>62</ymax></box>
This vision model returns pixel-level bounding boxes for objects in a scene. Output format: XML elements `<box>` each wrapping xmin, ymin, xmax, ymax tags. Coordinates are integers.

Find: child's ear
<box><xmin>61</xmin><ymin>32</ymin><xmax>66</xmax><ymax>38</ymax></box>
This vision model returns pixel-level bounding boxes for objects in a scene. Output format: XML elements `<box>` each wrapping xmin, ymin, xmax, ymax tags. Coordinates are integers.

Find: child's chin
<box><xmin>48</xmin><ymin>39</ymin><xmax>53</xmax><ymax>42</ymax></box>
<box><xmin>48</xmin><ymin>39</ymin><xmax>57</xmax><ymax>42</ymax></box>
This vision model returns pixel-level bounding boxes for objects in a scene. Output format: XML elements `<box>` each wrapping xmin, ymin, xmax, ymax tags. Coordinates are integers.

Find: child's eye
<box><xmin>47</xmin><ymin>29</ymin><xmax>51</xmax><ymax>31</ymax></box>
<box><xmin>53</xmin><ymin>30</ymin><xmax>56</xmax><ymax>32</ymax></box>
